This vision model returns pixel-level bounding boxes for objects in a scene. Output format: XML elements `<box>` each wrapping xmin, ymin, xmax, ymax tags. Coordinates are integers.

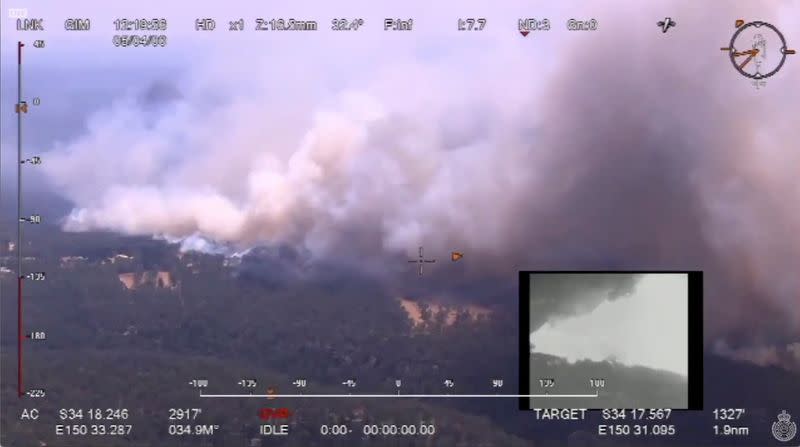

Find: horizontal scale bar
<box><xmin>200</xmin><ymin>391</ymin><xmax>600</xmax><ymax>398</ymax></box>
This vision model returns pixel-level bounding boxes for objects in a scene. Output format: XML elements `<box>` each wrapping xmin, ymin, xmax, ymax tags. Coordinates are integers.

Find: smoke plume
<box><xmin>527</xmin><ymin>273</ymin><xmax>643</xmax><ymax>332</ymax></box>
<box><xmin>41</xmin><ymin>0</ymin><xmax>800</xmax><ymax>368</ymax></box>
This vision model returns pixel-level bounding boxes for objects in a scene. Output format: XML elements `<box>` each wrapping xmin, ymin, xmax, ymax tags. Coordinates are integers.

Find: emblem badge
<box><xmin>772</xmin><ymin>410</ymin><xmax>797</xmax><ymax>442</ymax></box>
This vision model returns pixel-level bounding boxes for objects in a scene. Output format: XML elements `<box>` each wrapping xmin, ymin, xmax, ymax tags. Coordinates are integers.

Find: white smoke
<box><xmin>43</xmin><ymin>45</ymin><xmax>547</xmax><ymax>261</ymax></box>
<box><xmin>713</xmin><ymin>340</ymin><xmax>800</xmax><ymax>372</ymax></box>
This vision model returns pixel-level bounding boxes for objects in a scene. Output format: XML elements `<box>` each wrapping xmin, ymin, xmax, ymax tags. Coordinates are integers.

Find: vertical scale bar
<box><xmin>18</xmin><ymin>277</ymin><xmax>23</xmax><ymax>397</ymax></box>
<box><xmin>17</xmin><ymin>41</ymin><xmax>24</xmax><ymax>398</ymax></box>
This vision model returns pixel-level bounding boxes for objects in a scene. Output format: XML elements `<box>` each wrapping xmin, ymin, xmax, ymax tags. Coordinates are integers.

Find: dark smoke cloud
<box><xmin>498</xmin><ymin>1</ymin><xmax>800</xmax><ymax>369</ymax></box>
<box><xmin>528</xmin><ymin>273</ymin><xmax>643</xmax><ymax>332</ymax></box>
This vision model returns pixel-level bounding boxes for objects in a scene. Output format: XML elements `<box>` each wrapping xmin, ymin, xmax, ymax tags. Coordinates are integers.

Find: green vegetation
<box><xmin>0</xmin><ymin>226</ymin><xmax>523</xmax><ymax>446</ymax></box>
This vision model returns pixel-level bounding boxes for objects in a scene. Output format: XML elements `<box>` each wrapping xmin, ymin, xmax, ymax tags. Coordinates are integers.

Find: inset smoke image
<box><xmin>521</xmin><ymin>272</ymin><xmax>700</xmax><ymax>410</ymax></box>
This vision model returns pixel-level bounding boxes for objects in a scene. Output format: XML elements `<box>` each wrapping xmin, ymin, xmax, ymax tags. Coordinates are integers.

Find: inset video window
<box><xmin>519</xmin><ymin>271</ymin><xmax>703</xmax><ymax>410</ymax></box>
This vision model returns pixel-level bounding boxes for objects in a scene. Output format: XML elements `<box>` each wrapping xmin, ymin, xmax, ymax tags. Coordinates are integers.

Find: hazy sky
<box><xmin>530</xmin><ymin>274</ymin><xmax>688</xmax><ymax>376</ymax></box>
<box><xmin>1</xmin><ymin>0</ymin><xmax>798</xmax><ymax>371</ymax></box>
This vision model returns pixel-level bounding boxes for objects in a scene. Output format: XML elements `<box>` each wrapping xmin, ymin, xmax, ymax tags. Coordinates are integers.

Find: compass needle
<box><xmin>722</xmin><ymin>21</ymin><xmax>792</xmax><ymax>81</ymax></box>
